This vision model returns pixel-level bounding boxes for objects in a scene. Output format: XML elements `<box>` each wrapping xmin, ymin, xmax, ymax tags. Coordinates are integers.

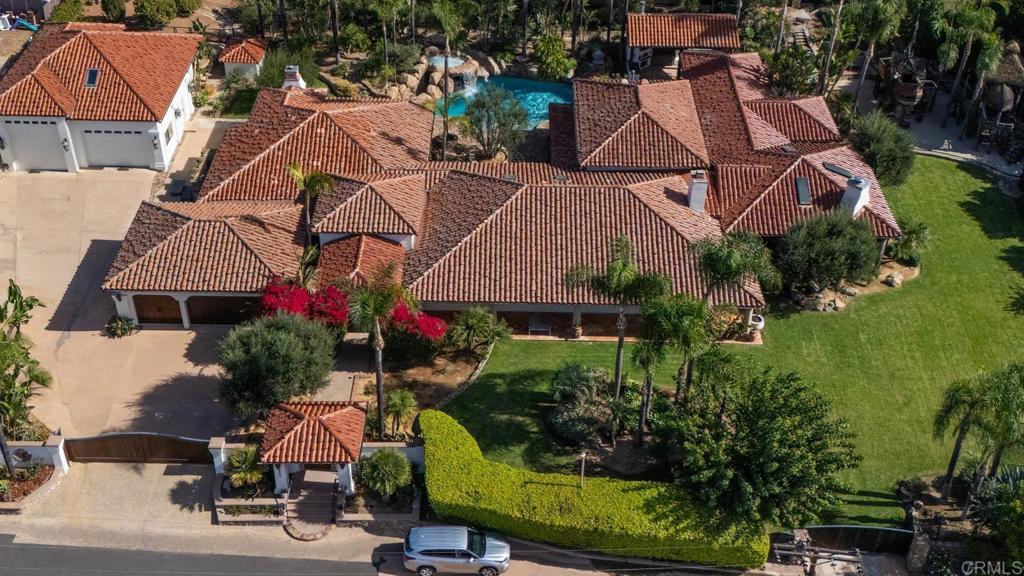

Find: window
<box><xmin>822</xmin><ymin>162</ymin><xmax>853</xmax><ymax>178</ymax></box>
<box><xmin>164</xmin><ymin>125</ymin><xmax>173</xmax><ymax>144</ymax></box>
<box><xmin>467</xmin><ymin>528</ymin><xmax>487</xmax><ymax>557</ymax></box>
<box><xmin>795</xmin><ymin>176</ymin><xmax>811</xmax><ymax>206</ymax></box>
<box><xmin>84</xmin><ymin>68</ymin><xmax>100</xmax><ymax>87</ymax></box>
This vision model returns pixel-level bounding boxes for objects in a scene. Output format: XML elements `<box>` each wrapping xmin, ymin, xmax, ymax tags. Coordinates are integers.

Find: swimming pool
<box><xmin>444</xmin><ymin>76</ymin><xmax>573</xmax><ymax>128</ymax></box>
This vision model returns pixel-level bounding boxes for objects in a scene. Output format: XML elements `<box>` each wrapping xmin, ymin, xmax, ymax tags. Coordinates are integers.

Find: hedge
<box><xmin>419</xmin><ymin>410</ymin><xmax>770</xmax><ymax>567</ymax></box>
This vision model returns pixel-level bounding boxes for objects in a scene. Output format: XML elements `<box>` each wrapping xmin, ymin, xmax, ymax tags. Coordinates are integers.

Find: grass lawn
<box><xmin>444</xmin><ymin>156</ymin><xmax>1024</xmax><ymax>525</ymax></box>
<box><xmin>220</xmin><ymin>88</ymin><xmax>259</xmax><ymax>119</ymax></box>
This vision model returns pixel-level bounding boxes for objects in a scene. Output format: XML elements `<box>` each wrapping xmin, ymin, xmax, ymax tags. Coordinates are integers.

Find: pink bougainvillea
<box><xmin>390</xmin><ymin>302</ymin><xmax>447</xmax><ymax>342</ymax></box>
<box><xmin>261</xmin><ymin>277</ymin><xmax>348</xmax><ymax>327</ymax></box>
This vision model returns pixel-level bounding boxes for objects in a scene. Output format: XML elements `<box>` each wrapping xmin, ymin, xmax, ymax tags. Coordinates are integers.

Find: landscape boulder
<box><xmin>884</xmin><ymin>271</ymin><xmax>904</xmax><ymax>287</ymax></box>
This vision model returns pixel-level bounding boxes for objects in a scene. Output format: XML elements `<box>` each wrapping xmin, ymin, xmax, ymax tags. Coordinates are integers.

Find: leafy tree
<box><xmin>936</xmin><ymin>0</ymin><xmax>1006</xmax><ymax>127</ymax></box>
<box><xmin>763</xmin><ymin>42</ymin><xmax>818</xmax><ymax>97</ymax></box>
<box><xmin>48</xmin><ymin>0</ymin><xmax>83</xmax><ymax>21</ymax></box>
<box><xmin>357</xmin><ymin>448</ymin><xmax>412</xmax><ymax>499</ymax></box>
<box><xmin>174</xmin><ymin>0</ymin><xmax>202</xmax><ymax>16</ymax></box>
<box><xmin>550</xmin><ymin>363</ymin><xmax>609</xmax><ymax>405</ymax></box>
<box><xmin>850</xmin><ymin>111</ymin><xmax>916</xmax><ymax>186</ymax></box>
<box><xmin>959</xmin><ymin>32</ymin><xmax>1004</xmax><ymax>138</ymax></box>
<box><xmin>219</xmin><ymin>313</ymin><xmax>336</xmax><ymax>418</ymax></box>
<box><xmin>237</xmin><ymin>0</ymin><xmax>272</xmax><ymax>37</ymax></box>
<box><xmin>227</xmin><ymin>445</ymin><xmax>265</xmax><ymax>490</ymax></box>
<box><xmin>444</xmin><ymin>307</ymin><xmax>510</xmax><ymax>354</ymax></box>
<box><xmin>385</xmin><ymin>389</ymin><xmax>416</xmax><ymax>435</ymax></box>
<box><xmin>340</xmin><ymin>22</ymin><xmax>371</xmax><ymax>54</ymax></box>
<box><xmin>662</xmin><ymin>369</ymin><xmax>861</xmax><ymax>527</ymax></box>
<box><xmin>974</xmin><ymin>362</ymin><xmax>1024</xmax><ymax>476</ymax></box>
<box><xmin>969</xmin><ymin>468</ymin><xmax>1024</xmax><ymax>560</ymax></box>
<box><xmin>1</xmin><ymin>280</ymin><xmax>43</xmax><ymax>340</ymax></box>
<box><xmin>695</xmin><ymin>231</ymin><xmax>781</xmax><ymax>302</ymax></box>
<box><xmin>889</xmin><ymin>217</ymin><xmax>930</xmax><ymax>266</ymax></box>
<box><xmin>465</xmin><ymin>84</ymin><xmax>528</xmax><ymax>159</ymax></box>
<box><xmin>134</xmin><ymin>0</ymin><xmax>178</xmax><ymax>28</ymax></box>
<box><xmin>286</xmin><ymin>163</ymin><xmax>333</xmax><ymax>246</ymax></box>
<box><xmin>432</xmin><ymin>0</ymin><xmax>463</xmax><ymax>160</ymax></box>
<box><xmin>101</xmin><ymin>0</ymin><xmax>126</xmax><ymax>21</ymax></box>
<box><xmin>534</xmin><ymin>35</ymin><xmax>577</xmax><ymax>80</ymax></box>
<box><xmin>565</xmin><ymin>235</ymin><xmax>671</xmax><ymax>399</ymax></box>
<box><xmin>934</xmin><ymin>377</ymin><xmax>986</xmax><ymax>500</ymax></box>
<box><xmin>826</xmin><ymin>91</ymin><xmax>856</xmax><ymax>136</ymax></box>
<box><xmin>256</xmin><ymin>47</ymin><xmax>319</xmax><ymax>89</ymax></box>
<box><xmin>776</xmin><ymin>211</ymin><xmax>878</xmax><ymax>292</ymax></box>
<box><xmin>849</xmin><ymin>0</ymin><xmax>907</xmax><ymax>106</ymax></box>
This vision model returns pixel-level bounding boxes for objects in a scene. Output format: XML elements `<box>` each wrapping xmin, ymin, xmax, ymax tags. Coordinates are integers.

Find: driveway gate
<box><xmin>64</xmin><ymin>433</ymin><xmax>212</xmax><ymax>464</ymax></box>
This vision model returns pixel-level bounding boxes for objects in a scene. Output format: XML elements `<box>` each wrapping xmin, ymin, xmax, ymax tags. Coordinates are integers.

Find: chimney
<box><xmin>689</xmin><ymin>170</ymin><xmax>708</xmax><ymax>213</ymax></box>
<box><xmin>282</xmin><ymin>65</ymin><xmax>306</xmax><ymax>90</ymax></box>
<box><xmin>841</xmin><ymin>176</ymin><xmax>870</xmax><ymax>216</ymax></box>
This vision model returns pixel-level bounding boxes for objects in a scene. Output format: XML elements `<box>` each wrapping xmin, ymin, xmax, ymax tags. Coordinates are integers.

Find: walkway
<box><xmin>284</xmin><ymin>469</ymin><xmax>337</xmax><ymax>541</ymax></box>
<box><xmin>314</xmin><ymin>333</ymin><xmax>371</xmax><ymax>402</ymax></box>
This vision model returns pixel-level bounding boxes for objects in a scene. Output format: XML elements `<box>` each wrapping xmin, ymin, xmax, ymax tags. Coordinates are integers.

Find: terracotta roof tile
<box><xmin>260</xmin><ymin>401</ymin><xmax>367</xmax><ymax>464</ymax></box>
<box><xmin>312</xmin><ymin>174</ymin><xmax>426</xmax><ymax>235</ymax></box>
<box><xmin>319</xmin><ymin>234</ymin><xmax>406</xmax><ymax>285</ymax></box>
<box><xmin>219</xmin><ymin>38</ymin><xmax>267</xmax><ymax>64</ymax></box>
<box><xmin>626</xmin><ymin>13</ymin><xmax>740</xmax><ymax>50</ymax></box>
<box><xmin>0</xmin><ymin>23</ymin><xmax>200</xmax><ymax>121</ymax></box>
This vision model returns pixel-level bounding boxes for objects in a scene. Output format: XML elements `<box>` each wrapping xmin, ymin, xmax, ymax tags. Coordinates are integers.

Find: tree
<box><xmin>849</xmin><ymin>0</ymin><xmax>907</xmax><ymax>108</ymax></box>
<box><xmin>534</xmin><ymin>35</ymin><xmax>577</xmax><ymax>80</ymax></box>
<box><xmin>661</xmin><ymin>369</ymin><xmax>861</xmax><ymax>527</ymax></box>
<box><xmin>1</xmin><ymin>280</ymin><xmax>43</xmax><ymax>340</ymax></box>
<box><xmin>227</xmin><ymin>445</ymin><xmax>265</xmax><ymax>490</ymax></box>
<box><xmin>969</xmin><ymin>468</ymin><xmax>1024</xmax><ymax>560</ymax></box>
<box><xmin>134</xmin><ymin>0</ymin><xmax>178</xmax><ymax>28</ymax></box>
<box><xmin>357</xmin><ymin>448</ymin><xmax>412</xmax><ymax>499</ymax></box>
<box><xmin>776</xmin><ymin>211</ymin><xmax>879</xmax><ymax>293</ymax></box>
<box><xmin>640</xmin><ymin>294</ymin><xmax>711</xmax><ymax>407</ymax></box>
<box><xmin>764</xmin><ymin>42</ymin><xmax>819</xmax><ymax>97</ymax></box>
<box><xmin>464</xmin><ymin>84</ymin><xmax>528</xmax><ymax>159</ymax></box>
<box><xmin>219</xmin><ymin>313</ymin><xmax>337</xmax><ymax>418</ymax></box>
<box><xmin>444</xmin><ymin>306</ymin><xmax>511</xmax><ymax>354</ymax></box>
<box><xmin>888</xmin><ymin>217</ymin><xmax>930</xmax><ymax>266</ymax></box>
<box><xmin>286</xmin><ymin>163</ymin><xmax>334</xmax><ymax>246</ymax></box>
<box><xmin>934</xmin><ymin>377</ymin><xmax>986</xmax><ymax>500</ymax></box>
<box><xmin>565</xmin><ymin>235</ymin><xmax>671</xmax><ymax>400</ymax></box>
<box><xmin>347</xmin><ymin>262</ymin><xmax>407</xmax><ymax>440</ymax></box>
<box><xmin>257</xmin><ymin>47</ymin><xmax>319</xmax><ymax>89</ymax></box>
<box><xmin>101</xmin><ymin>0</ymin><xmax>126</xmax><ymax>21</ymax></box>
<box><xmin>850</xmin><ymin>111</ymin><xmax>916</xmax><ymax>186</ymax></box>
<box><xmin>48</xmin><ymin>0</ymin><xmax>83</xmax><ymax>21</ymax></box>
<box><xmin>174</xmin><ymin>0</ymin><xmax>201</xmax><ymax>16</ymax></box>
<box><xmin>432</xmin><ymin>0</ymin><xmax>463</xmax><ymax>161</ymax></box>
<box><xmin>0</xmin><ymin>338</ymin><xmax>51</xmax><ymax>476</ymax></box>
<box><xmin>817</xmin><ymin>0</ymin><xmax>846</xmax><ymax>94</ymax></box>
<box><xmin>695</xmin><ymin>231</ymin><xmax>781</xmax><ymax>303</ymax></box>
<box><xmin>936</xmin><ymin>0</ymin><xmax>1006</xmax><ymax>127</ymax></box>
<box><xmin>385</xmin><ymin>389</ymin><xmax>416</xmax><ymax>435</ymax></box>
<box><xmin>974</xmin><ymin>362</ymin><xmax>1024</xmax><ymax>476</ymax></box>
<box><xmin>631</xmin><ymin>319</ymin><xmax>669</xmax><ymax>446</ymax></box>
<box><xmin>958</xmin><ymin>32</ymin><xmax>1004</xmax><ymax>138</ymax></box>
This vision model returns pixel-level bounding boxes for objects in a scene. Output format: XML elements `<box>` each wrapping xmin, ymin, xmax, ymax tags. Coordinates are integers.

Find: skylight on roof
<box><xmin>84</xmin><ymin>68</ymin><xmax>100</xmax><ymax>87</ymax></box>
<box><xmin>796</xmin><ymin>176</ymin><xmax>811</xmax><ymax>206</ymax></box>
<box><xmin>822</xmin><ymin>162</ymin><xmax>853</xmax><ymax>178</ymax></box>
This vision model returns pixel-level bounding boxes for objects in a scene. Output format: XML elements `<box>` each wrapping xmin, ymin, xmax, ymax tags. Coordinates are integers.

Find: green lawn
<box><xmin>220</xmin><ymin>88</ymin><xmax>259</xmax><ymax>119</ymax></box>
<box><xmin>444</xmin><ymin>156</ymin><xmax>1024</xmax><ymax>525</ymax></box>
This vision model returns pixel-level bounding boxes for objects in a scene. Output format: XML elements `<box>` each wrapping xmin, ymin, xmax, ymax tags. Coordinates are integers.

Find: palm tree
<box><xmin>385</xmin><ymin>389</ymin><xmax>417</xmax><ymax>435</ymax></box>
<box><xmin>373</xmin><ymin>0</ymin><xmax>402</xmax><ymax>71</ymax></box>
<box><xmin>958</xmin><ymin>32</ymin><xmax>1004</xmax><ymax>139</ymax></box>
<box><xmin>295</xmin><ymin>245</ymin><xmax>319</xmax><ymax>290</ymax></box>
<box><xmin>227</xmin><ymin>445</ymin><xmax>265</xmax><ymax>490</ymax></box>
<box><xmin>641</xmin><ymin>293</ymin><xmax>711</xmax><ymax>406</ymax></box>
<box><xmin>975</xmin><ymin>362</ymin><xmax>1024</xmax><ymax>477</ymax></box>
<box><xmin>695</xmin><ymin>231</ymin><xmax>781</xmax><ymax>303</ymax></box>
<box><xmin>431</xmin><ymin>94</ymin><xmax>464</xmax><ymax>160</ymax></box>
<box><xmin>816</xmin><ymin>0</ymin><xmax>846</xmax><ymax>95</ymax></box>
<box><xmin>276</xmin><ymin>0</ymin><xmax>288</xmax><ymax>44</ymax></box>
<box><xmin>630</xmin><ymin>336</ymin><xmax>667</xmax><ymax>446</ymax></box>
<box><xmin>565</xmin><ymin>235</ymin><xmax>671</xmax><ymax>399</ymax></box>
<box><xmin>849</xmin><ymin>0</ymin><xmax>907</xmax><ymax>109</ymax></box>
<box><xmin>329</xmin><ymin>0</ymin><xmax>342</xmax><ymax>64</ymax></box>
<box><xmin>1</xmin><ymin>280</ymin><xmax>43</xmax><ymax>340</ymax></box>
<box><xmin>0</xmin><ymin>337</ymin><xmax>51</xmax><ymax>478</ymax></box>
<box><xmin>937</xmin><ymin>0</ymin><xmax>1006</xmax><ymax>127</ymax></box>
<box><xmin>432</xmin><ymin>0</ymin><xmax>463</xmax><ymax>161</ymax></box>
<box><xmin>286</xmin><ymin>163</ymin><xmax>333</xmax><ymax>247</ymax></box>
<box><xmin>775</xmin><ymin>0</ymin><xmax>790</xmax><ymax>53</ymax></box>
<box><xmin>934</xmin><ymin>377</ymin><xmax>986</xmax><ymax>500</ymax></box>
<box><xmin>348</xmin><ymin>261</ymin><xmax>407</xmax><ymax>440</ymax></box>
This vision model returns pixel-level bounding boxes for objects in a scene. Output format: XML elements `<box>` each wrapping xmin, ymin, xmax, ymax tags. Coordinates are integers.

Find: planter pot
<box><xmin>749</xmin><ymin>314</ymin><xmax>765</xmax><ymax>332</ymax></box>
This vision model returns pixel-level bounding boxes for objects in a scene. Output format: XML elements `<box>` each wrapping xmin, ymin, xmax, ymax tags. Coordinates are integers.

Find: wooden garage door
<box><xmin>65</xmin><ymin>433</ymin><xmax>212</xmax><ymax>463</ymax></box>
<box><xmin>133</xmin><ymin>295</ymin><xmax>182</xmax><ymax>324</ymax></box>
<box><xmin>186</xmin><ymin>296</ymin><xmax>261</xmax><ymax>325</ymax></box>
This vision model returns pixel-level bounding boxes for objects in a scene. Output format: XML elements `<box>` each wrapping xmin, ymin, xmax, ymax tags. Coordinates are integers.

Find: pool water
<box><xmin>444</xmin><ymin>76</ymin><xmax>573</xmax><ymax>128</ymax></box>
<box><xmin>428</xmin><ymin>55</ymin><xmax>466</xmax><ymax>68</ymax></box>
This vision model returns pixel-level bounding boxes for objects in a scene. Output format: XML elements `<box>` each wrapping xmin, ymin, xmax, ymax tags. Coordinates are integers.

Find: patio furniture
<box><xmin>528</xmin><ymin>315</ymin><xmax>551</xmax><ymax>336</ymax></box>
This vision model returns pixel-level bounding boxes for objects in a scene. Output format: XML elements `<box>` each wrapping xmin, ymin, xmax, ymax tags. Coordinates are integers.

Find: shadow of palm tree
<box><xmin>168</xmin><ymin>476</ymin><xmax>211</xmax><ymax>513</ymax></box>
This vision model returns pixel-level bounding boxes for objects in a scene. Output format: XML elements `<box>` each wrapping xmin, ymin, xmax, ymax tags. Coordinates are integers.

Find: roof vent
<box><xmin>689</xmin><ymin>170</ymin><xmax>708</xmax><ymax>213</ymax></box>
<box><xmin>502</xmin><ymin>174</ymin><xmax>516</xmax><ymax>182</ymax></box>
<box><xmin>823</xmin><ymin>162</ymin><xmax>853</xmax><ymax>178</ymax></box>
<box><xmin>782</xmin><ymin>144</ymin><xmax>797</xmax><ymax>154</ymax></box>
<box><xmin>796</xmin><ymin>176</ymin><xmax>811</xmax><ymax>206</ymax></box>
<box><xmin>553</xmin><ymin>174</ymin><xmax>568</xmax><ymax>183</ymax></box>
<box><xmin>84</xmin><ymin>68</ymin><xmax>100</xmax><ymax>87</ymax></box>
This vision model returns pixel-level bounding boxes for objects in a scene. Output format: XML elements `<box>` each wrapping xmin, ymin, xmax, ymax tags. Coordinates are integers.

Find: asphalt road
<box><xmin>0</xmin><ymin>533</ymin><xmax>378</xmax><ymax>576</ymax></box>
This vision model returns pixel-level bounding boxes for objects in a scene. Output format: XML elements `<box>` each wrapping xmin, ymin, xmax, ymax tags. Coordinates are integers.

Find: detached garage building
<box><xmin>0</xmin><ymin>22</ymin><xmax>200</xmax><ymax>172</ymax></box>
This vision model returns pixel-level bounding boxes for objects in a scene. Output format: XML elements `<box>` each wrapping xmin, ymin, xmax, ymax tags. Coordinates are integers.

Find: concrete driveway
<box><xmin>0</xmin><ymin>120</ymin><xmax>239</xmax><ymax>437</ymax></box>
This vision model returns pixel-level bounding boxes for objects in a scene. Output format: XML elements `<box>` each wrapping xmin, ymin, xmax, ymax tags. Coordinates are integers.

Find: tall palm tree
<box><xmin>775</xmin><ymin>0</ymin><xmax>790</xmax><ymax>53</ymax></box>
<box><xmin>695</xmin><ymin>231</ymin><xmax>781</xmax><ymax>303</ymax></box>
<box><xmin>630</xmin><ymin>336</ymin><xmax>667</xmax><ymax>446</ymax></box>
<box><xmin>276</xmin><ymin>0</ymin><xmax>288</xmax><ymax>44</ymax></box>
<box><xmin>816</xmin><ymin>0</ymin><xmax>846</xmax><ymax>95</ymax></box>
<box><xmin>958</xmin><ymin>32</ymin><xmax>1003</xmax><ymax>138</ymax></box>
<box><xmin>641</xmin><ymin>293</ymin><xmax>711</xmax><ymax>406</ymax></box>
<box><xmin>934</xmin><ymin>377</ymin><xmax>986</xmax><ymax>500</ymax></box>
<box><xmin>849</xmin><ymin>0</ymin><xmax>907</xmax><ymax>109</ymax></box>
<box><xmin>348</xmin><ymin>261</ymin><xmax>407</xmax><ymax>440</ymax></box>
<box><xmin>385</xmin><ymin>389</ymin><xmax>417</xmax><ymax>435</ymax></box>
<box><xmin>937</xmin><ymin>0</ymin><xmax>1006</xmax><ymax>127</ymax></box>
<box><xmin>565</xmin><ymin>235</ymin><xmax>671</xmax><ymax>399</ymax></box>
<box><xmin>433</xmin><ymin>0</ymin><xmax>463</xmax><ymax>161</ymax></box>
<box><xmin>286</xmin><ymin>163</ymin><xmax>333</xmax><ymax>247</ymax></box>
<box><xmin>975</xmin><ymin>362</ymin><xmax>1024</xmax><ymax>477</ymax></box>
<box><xmin>329</xmin><ymin>0</ymin><xmax>341</xmax><ymax>64</ymax></box>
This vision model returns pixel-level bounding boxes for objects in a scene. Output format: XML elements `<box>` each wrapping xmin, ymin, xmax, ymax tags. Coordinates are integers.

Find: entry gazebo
<box><xmin>259</xmin><ymin>401</ymin><xmax>368</xmax><ymax>497</ymax></box>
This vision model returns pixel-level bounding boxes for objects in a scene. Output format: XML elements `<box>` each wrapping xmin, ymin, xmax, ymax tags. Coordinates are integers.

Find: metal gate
<box><xmin>64</xmin><ymin>433</ymin><xmax>212</xmax><ymax>464</ymax></box>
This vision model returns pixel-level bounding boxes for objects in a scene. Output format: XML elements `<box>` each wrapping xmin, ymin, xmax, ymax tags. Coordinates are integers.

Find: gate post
<box><xmin>46</xmin><ymin>434</ymin><xmax>70</xmax><ymax>473</ymax></box>
<box><xmin>208</xmin><ymin>437</ymin><xmax>226</xmax><ymax>474</ymax></box>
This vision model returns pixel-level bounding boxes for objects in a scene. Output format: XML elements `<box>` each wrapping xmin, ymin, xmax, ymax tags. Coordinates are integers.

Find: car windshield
<box><xmin>467</xmin><ymin>528</ymin><xmax>486</xmax><ymax>557</ymax></box>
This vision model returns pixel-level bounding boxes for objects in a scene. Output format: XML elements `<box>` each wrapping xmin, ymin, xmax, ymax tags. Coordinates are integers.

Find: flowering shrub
<box><xmin>261</xmin><ymin>277</ymin><xmax>348</xmax><ymax>327</ymax></box>
<box><xmin>390</xmin><ymin>302</ymin><xmax>447</xmax><ymax>341</ymax></box>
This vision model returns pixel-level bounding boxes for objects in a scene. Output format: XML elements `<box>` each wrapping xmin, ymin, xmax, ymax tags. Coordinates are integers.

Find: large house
<box><xmin>103</xmin><ymin>16</ymin><xmax>899</xmax><ymax>337</ymax></box>
<box><xmin>0</xmin><ymin>23</ymin><xmax>199</xmax><ymax>172</ymax></box>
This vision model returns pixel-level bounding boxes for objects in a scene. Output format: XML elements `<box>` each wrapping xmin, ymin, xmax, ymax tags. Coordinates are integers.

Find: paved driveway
<box><xmin>0</xmin><ymin>163</ymin><xmax>236</xmax><ymax>437</ymax></box>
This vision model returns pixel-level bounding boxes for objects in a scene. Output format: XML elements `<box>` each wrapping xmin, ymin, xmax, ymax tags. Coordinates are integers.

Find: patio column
<box><xmin>335</xmin><ymin>463</ymin><xmax>355</xmax><ymax>496</ymax></box>
<box><xmin>743</xmin><ymin>308</ymin><xmax>754</xmax><ymax>326</ymax></box>
<box><xmin>272</xmin><ymin>464</ymin><xmax>291</xmax><ymax>495</ymax></box>
<box><xmin>174</xmin><ymin>295</ymin><xmax>191</xmax><ymax>329</ymax></box>
<box><xmin>208</xmin><ymin>437</ymin><xmax>226</xmax><ymax>475</ymax></box>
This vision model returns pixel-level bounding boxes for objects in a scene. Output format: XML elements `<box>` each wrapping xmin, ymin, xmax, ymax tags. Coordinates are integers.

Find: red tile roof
<box><xmin>219</xmin><ymin>38</ymin><xmax>267</xmax><ymax>64</ymax></box>
<box><xmin>0</xmin><ymin>23</ymin><xmax>200</xmax><ymax>122</ymax></box>
<box><xmin>626</xmin><ymin>13</ymin><xmax>740</xmax><ymax>50</ymax></box>
<box><xmin>572</xmin><ymin>79</ymin><xmax>708</xmax><ymax>169</ymax></box>
<box><xmin>319</xmin><ymin>234</ymin><xmax>406</xmax><ymax>285</ymax></box>
<box><xmin>312</xmin><ymin>174</ymin><xmax>427</xmax><ymax>235</ymax></box>
<box><xmin>260</xmin><ymin>401</ymin><xmax>367</xmax><ymax>464</ymax></box>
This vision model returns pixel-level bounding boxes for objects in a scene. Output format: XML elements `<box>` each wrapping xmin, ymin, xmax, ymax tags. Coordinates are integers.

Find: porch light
<box><xmin>174</xmin><ymin>107</ymin><xmax>182</xmax><ymax>118</ymax></box>
<box><xmin>151</xmin><ymin>137</ymin><xmax>159</xmax><ymax>150</ymax></box>
<box><xmin>61</xmin><ymin>138</ymin><xmax>69</xmax><ymax>152</ymax></box>
<box><xmin>0</xmin><ymin>137</ymin><xmax>5</xmax><ymax>150</ymax></box>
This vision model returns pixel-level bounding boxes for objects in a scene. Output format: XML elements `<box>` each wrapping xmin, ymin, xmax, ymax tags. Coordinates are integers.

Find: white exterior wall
<box><xmin>225</xmin><ymin>62</ymin><xmax>261</xmax><ymax>78</ymax></box>
<box><xmin>319</xmin><ymin>232</ymin><xmax>415</xmax><ymax>251</ymax></box>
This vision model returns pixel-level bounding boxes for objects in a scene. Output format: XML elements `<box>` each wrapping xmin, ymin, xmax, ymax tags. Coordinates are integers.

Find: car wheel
<box><xmin>480</xmin><ymin>568</ymin><xmax>499</xmax><ymax>576</ymax></box>
<box><xmin>417</xmin><ymin>567</ymin><xmax>436</xmax><ymax>576</ymax></box>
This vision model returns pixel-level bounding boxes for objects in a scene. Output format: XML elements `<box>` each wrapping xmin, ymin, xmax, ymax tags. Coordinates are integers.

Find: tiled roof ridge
<box><xmin>80</xmin><ymin>32</ymin><xmax>163</xmax><ymax>119</ymax></box>
<box><xmin>179</xmin><ymin>202</ymin><xmax>299</xmax><ymax>221</ymax></box>
<box><xmin>25</xmin><ymin>72</ymin><xmax>71</xmax><ymax>115</ymax></box>
<box><xmin>260</xmin><ymin>403</ymin><xmax>310</xmax><ymax>461</ymax></box>
<box><xmin>317</xmin><ymin>406</ymin><xmax>361</xmax><ymax>461</ymax></box>
<box><xmin>407</xmin><ymin>173</ymin><xmax>528</xmax><ymax>288</ymax></box>
<box><xmin>224</xmin><ymin>213</ymin><xmax>294</xmax><ymax>275</ymax></box>
<box><xmin>723</xmin><ymin>53</ymin><xmax>760</xmax><ymax>152</ymax></box>
<box><xmin>623</xmin><ymin>179</ymin><xmax>706</xmax><ymax>241</ymax></box>
<box><xmin>202</xmin><ymin>112</ymin><xmax>323</xmax><ymax>201</ymax></box>
<box><xmin>746</xmin><ymin>96</ymin><xmax>838</xmax><ymax>138</ymax></box>
<box><xmin>103</xmin><ymin>207</ymin><xmax>196</xmax><ymax>288</ymax></box>
<box><xmin>639</xmin><ymin>107</ymin><xmax>708</xmax><ymax>165</ymax></box>
<box><xmin>723</xmin><ymin>155</ymin><xmax>802</xmax><ymax>232</ymax></box>
<box><xmin>366</xmin><ymin>180</ymin><xmax>418</xmax><ymax>233</ymax></box>
<box><xmin>324</xmin><ymin>111</ymin><xmax>386</xmax><ymax>171</ymax></box>
<box><xmin>579</xmin><ymin>109</ymin><xmax>644</xmax><ymax>166</ymax></box>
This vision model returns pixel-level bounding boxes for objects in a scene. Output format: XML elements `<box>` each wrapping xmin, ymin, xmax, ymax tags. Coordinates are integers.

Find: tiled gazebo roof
<box><xmin>260</xmin><ymin>401</ymin><xmax>367</xmax><ymax>464</ymax></box>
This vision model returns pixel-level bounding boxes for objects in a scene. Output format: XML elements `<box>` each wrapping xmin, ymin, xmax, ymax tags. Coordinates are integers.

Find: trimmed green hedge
<box><xmin>419</xmin><ymin>410</ymin><xmax>770</xmax><ymax>567</ymax></box>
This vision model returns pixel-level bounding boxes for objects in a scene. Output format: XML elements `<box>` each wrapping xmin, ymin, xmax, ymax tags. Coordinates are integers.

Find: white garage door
<box><xmin>4</xmin><ymin>119</ymin><xmax>65</xmax><ymax>171</ymax></box>
<box><xmin>81</xmin><ymin>129</ymin><xmax>152</xmax><ymax>168</ymax></box>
